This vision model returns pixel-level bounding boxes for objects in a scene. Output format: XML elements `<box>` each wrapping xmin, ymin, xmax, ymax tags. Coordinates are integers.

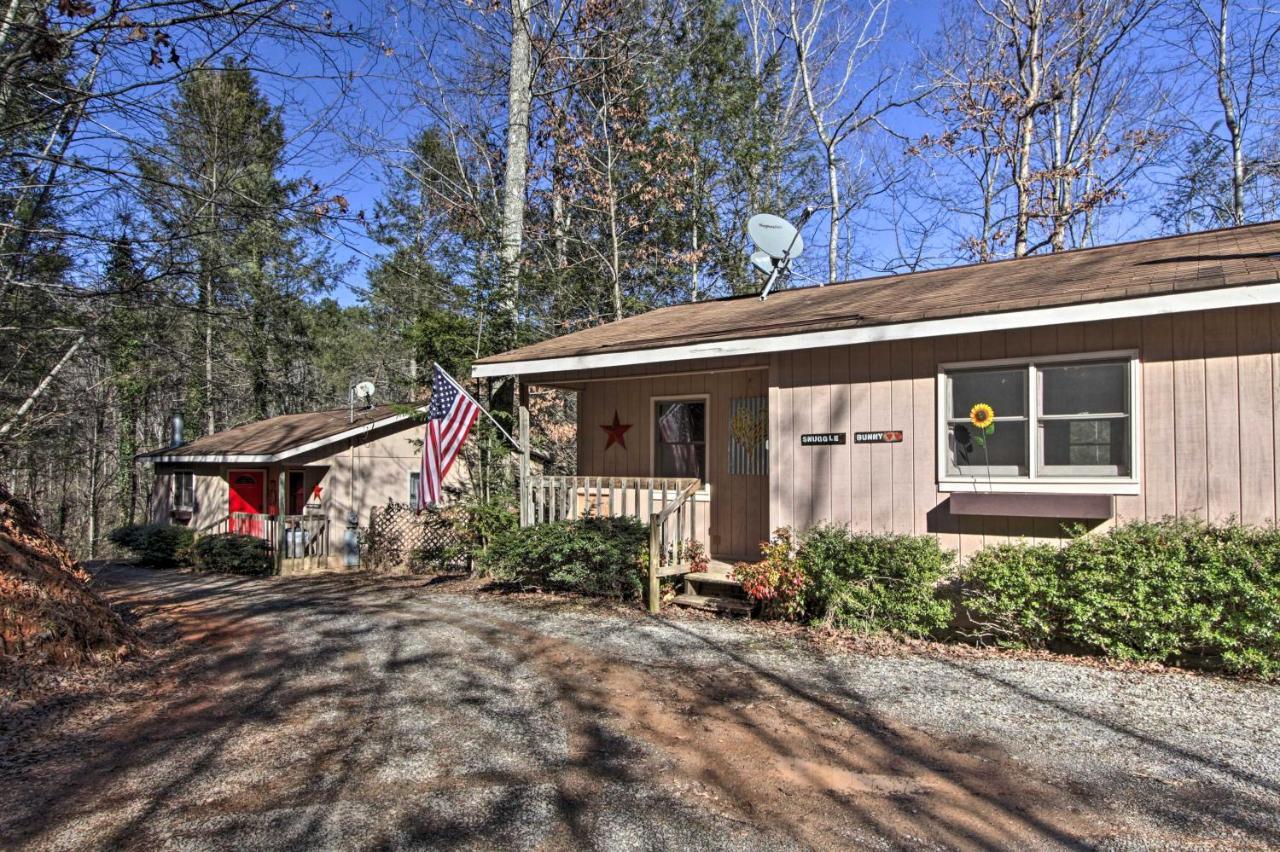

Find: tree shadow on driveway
<box><xmin>2</xmin><ymin>566</ymin><xmax>1270</xmax><ymax>850</ymax></box>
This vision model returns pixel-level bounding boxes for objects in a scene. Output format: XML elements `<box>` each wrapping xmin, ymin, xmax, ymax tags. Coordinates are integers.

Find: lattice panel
<box><xmin>363</xmin><ymin>503</ymin><xmax>467</xmax><ymax>572</ymax></box>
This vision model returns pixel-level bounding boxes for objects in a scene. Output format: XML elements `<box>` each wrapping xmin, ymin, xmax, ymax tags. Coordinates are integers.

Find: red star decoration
<box><xmin>601</xmin><ymin>411</ymin><xmax>632</xmax><ymax>450</ymax></box>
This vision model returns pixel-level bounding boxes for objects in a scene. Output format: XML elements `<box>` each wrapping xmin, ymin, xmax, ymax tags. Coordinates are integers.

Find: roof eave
<box><xmin>472</xmin><ymin>280</ymin><xmax>1280</xmax><ymax>379</ymax></box>
<box><xmin>137</xmin><ymin>406</ymin><xmax>428</xmax><ymax>465</ymax></box>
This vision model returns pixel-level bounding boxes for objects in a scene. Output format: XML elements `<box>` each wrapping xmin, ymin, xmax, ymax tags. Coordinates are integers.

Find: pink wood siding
<box><xmin>769</xmin><ymin>306</ymin><xmax>1280</xmax><ymax>562</ymax></box>
<box><xmin>574</xmin><ymin>365</ymin><xmax>771</xmax><ymax>560</ymax></box>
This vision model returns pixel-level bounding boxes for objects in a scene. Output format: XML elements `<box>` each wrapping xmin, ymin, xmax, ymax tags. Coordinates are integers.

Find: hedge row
<box><xmin>107</xmin><ymin>523</ymin><xmax>194</xmax><ymax>569</ymax></box>
<box><xmin>107</xmin><ymin>524</ymin><xmax>271</xmax><ymax>576</ymax></box>
<box><xmin>731</xmin><ymin>519</ymin><xmax>1280</xmax><ymax>678</ymax></box>
<box><xmin>963</xmin><ymin>519</ymin><xmax>1280</xmax><ymax>677</ymax></box>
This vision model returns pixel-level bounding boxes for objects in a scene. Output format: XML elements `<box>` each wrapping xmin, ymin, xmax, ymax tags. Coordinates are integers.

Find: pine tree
<box><xmin>134</xmin><ymin>58</ymin><xmax>328</xmax><ymax>431</ymax></box>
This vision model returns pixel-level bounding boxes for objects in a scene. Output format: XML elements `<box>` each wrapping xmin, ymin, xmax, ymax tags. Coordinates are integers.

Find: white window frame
<box><xmin>936</xmin><ymin>350</ymin><xmax>1141</xmax><ymax>495</ymax></box>
<box><xmin>174</xmin><ymin>470</ymin><xmax>196</xmax><ymax>510</ymax></box>
<box><xmin>649</xmin><ymin>394</ymin><xmax>712</xmax><ymax>499</ymax></box>
<box><xmin>408</xmin><ymin>471</ymin><xmax>421</xmax><ymax>506</ymax></box>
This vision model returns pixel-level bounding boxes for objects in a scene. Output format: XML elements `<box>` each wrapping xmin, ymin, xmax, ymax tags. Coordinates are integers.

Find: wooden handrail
<box><xmin>648</xmin><ymin>478</ymin><xmax>701</xmax><ymax>614</ymax></box>
<box><xmin>194</xmin><ymin>513</ymin><xmax>230</xmax><ymax>535</ymax></box>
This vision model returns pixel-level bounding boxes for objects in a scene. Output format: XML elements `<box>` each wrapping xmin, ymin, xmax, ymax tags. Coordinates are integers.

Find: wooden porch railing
<box><xmin>218</xmin><ymin>512</ymin><xmax>329</xmax><ymax>558</ymax></box>
<box><xmin>523</xmin><ymin>475</ymin><xmax>703</xmax><ymax>613</ymax></box>
<box><xmin>194</xmin><ymin>513</ymin><xmax>230</xmax><ymax>535</ymax></box>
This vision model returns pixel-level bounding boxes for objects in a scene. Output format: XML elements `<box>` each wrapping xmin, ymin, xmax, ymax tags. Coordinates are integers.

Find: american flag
<box><xmin>419</xmin><ymin>364</ymin><xmax>480</xmax><ymax>508</ymax></box>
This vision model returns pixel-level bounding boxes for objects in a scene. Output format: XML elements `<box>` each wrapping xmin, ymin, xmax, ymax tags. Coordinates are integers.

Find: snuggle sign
<box><xmin>800</xmin><ymin>433</ymin><xmax>846</xmax><ymax>446</ymax></box>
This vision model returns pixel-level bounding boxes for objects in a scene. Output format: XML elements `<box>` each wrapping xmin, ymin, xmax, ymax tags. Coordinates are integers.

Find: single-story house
<box><xmin>140</xmin><ymin>404</ymin><xmax>437</xmax><ymax>571</ymax></box>
<box><xmin>473</xmin><ymin>221</ymin><xmax>1280</xmax><ymax>580</ymax></box>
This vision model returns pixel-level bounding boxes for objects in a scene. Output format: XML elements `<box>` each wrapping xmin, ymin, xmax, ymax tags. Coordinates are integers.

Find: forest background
<box><xmin>3</xmin><ymin>0</ymin><xmax>1278</xmax><ymax>555</ymax></box>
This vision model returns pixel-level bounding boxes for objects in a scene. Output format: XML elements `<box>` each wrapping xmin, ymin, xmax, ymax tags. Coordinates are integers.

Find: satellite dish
<box><xmin>354</xmin><ymin>381</ymin><xmax>376</xmax><ymax>405</ymax></box>
<box><xmin>748</xmin><ymin>213</ymin><xmax>804</xmax><ymax>260</ymax></box>
<box><xmin>750</xmin><ymin>249</ymin><xmax>777</xmax><ymax>277</ymax></box>
<box><xmin>747</xmin><ymin>207</ymin><xmax>815</xmax><ymax>300</ymax></box>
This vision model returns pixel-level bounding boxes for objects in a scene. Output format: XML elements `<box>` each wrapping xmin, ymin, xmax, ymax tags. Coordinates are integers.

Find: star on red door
<box><xmin>601</xmin><ymin>411</ymin><xmax>632</xmax><ymax>450</ymax></box>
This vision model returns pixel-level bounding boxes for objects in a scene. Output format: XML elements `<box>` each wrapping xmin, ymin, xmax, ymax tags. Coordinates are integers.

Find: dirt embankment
<box><xmin>0</xmin><ymin>484</ymin><xmax>136</xmax><ymax>668</ymax></box>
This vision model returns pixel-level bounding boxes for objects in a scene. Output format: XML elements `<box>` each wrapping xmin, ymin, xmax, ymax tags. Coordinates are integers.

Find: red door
<box><xmin>228</xmin><ymin>469</ymin><xmax>266</xmax><ymax>536</ymax></box>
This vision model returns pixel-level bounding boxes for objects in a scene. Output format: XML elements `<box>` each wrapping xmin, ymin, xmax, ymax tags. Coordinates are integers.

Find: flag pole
<box><xmin>436</xmin><ymin>364</ymin><xmax>526</xmax><ymax>453</ymax></box>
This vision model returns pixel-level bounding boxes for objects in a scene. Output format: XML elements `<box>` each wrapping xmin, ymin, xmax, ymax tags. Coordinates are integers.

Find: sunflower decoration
<box><xmin>968</xmin><ymin>403</ymin><xmax>995</xmax><ymax>447</ymax></box>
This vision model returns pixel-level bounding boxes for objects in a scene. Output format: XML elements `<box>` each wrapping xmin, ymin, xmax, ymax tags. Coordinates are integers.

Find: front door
<box><xmin>287</xmin><ymin>470</ymin><xmax>306</xmax><ymax>515</ymax></box>
<box><xmin>228</xmin><ymin>469</ymin><xmax>266</xmax><ymax>536</ymax></box>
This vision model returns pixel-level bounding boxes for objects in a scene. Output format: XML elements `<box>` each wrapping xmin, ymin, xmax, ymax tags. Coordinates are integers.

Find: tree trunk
<box><xmin>0</xmin><ymin>334</ymin><xmax>84</xmax><ymax>441</ymax></box>
<box><xmin>1014</xmin><ymin>0</ymin><xmax>1044</xmax><ymax>258</ymax></box>
<box><xmin>204</xmin><ymin>270</ymin><xmax>215</xmax><ymax>435</ymax></box>
<box><xmin>88</xmin><ymin>406</ymin><xmax>101</xmax><ymax>559</ymax></box>
<box><xmin>127</xmin><ymin>416</ymin><xmax>139</xmax><ymax>525</ymax></box>
<box><xmin>602</xmin><ymin>95</ymin><xmax>623</xmax><ymax>322</ymax></box>
<box><xmin>1216</xmin><ymin>0</ymin><xmax>1245</xmax><ymax>225</ymax></box>
<box><xmin>825</xmin><ymin>145</ymin><xmax>839</xmax><ymax>281</ymax></box>
<box><xmin>690</xmin><ymin>213</ymin><xmax>700</xmax><ymax>301</ymax></box>
<box><xmin>498</xmin><ymin>0</ymin><xmax>534</xmax><ymax>336</ymax></box>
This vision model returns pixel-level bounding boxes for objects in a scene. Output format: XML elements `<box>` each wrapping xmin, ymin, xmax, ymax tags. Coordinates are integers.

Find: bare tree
<box><xmin>787</xmin><ymin>0</ymin><xmax>907</xmax><ymax>281</ymax></box>
<box><xmin>917</xmin><ymin>0</ymin><xmax>1162</xmax><ymax>259</ymax></box>
<box><xmin>1158</xmin><ymin>0</ymin><xmax>1280</xmax><ymax>228</ymax></box>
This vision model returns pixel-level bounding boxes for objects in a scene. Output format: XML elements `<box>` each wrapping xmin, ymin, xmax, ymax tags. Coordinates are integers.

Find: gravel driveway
<box><xmin>1</xmin><ymin>565</ymin><xmax>1277</xmax><ymax>851</ymax></box>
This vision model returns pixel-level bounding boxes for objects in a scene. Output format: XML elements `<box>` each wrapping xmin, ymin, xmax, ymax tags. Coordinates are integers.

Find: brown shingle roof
<box><xmin>476</xmin><ymin>221</ymin><xmax>1280</xmax><ymax>366</ymax></box>
<box><xmin>140</xmin><ymin>404</ymin><xmax>421</xmax><ymax>460</ymax></box>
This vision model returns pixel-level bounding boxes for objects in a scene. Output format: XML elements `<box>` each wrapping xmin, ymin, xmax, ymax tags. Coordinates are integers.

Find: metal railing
<box><xmin>523</xmin><ymin>475</ymin><xmax>704</xmax><ymax>613</ymax></box>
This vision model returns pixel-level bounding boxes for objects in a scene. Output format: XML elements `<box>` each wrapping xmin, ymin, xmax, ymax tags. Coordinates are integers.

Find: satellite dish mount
<box><xmin>748</xmin><ymin>207</ymin><xmax>815</xmax><ymax>300</ymax></box>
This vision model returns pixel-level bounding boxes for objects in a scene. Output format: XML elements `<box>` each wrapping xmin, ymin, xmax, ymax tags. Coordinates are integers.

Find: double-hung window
<box><xmin>174</xmin><ymin>470</ymin><xmax>195</xmax><ymax>511</ymax></box>
<box><xmin>939</xmin><ymin>352</ymin><xmax>1139</xmax><ymax>493</ymax></box>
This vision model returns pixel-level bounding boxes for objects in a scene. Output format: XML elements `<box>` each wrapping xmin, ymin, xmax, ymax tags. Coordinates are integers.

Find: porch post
<box><xmin>647</xmin><ymin>514</ymin><xmax>660</xmax><ymax>614</ymax></box>
<box><xmin>274</xmin><ymin>468</ymin><xmax>286</xmax><ymax>573</ymax></box>
<box><xmin>518</xmin><ymin>383</ymin><xmax>531</xmax><ymax>527</ymax></box>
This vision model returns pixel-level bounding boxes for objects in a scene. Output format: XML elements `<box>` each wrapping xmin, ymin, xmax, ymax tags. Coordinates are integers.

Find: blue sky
<box><xmin>246</xmin><ymin>0</ymin><xmax>1251</xmax><ymax>308</ymax></box>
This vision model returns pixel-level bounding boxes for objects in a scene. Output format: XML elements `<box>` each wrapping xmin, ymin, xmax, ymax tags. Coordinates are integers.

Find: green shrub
<box><xmin>960</xmin><ymin>542</ymin><xmax>1062</xmax><ymax>647</ymax></box>
<box><xmin>733</xmin><ymin>529</ymin><xmax>807</xmax><ymax>620</ymax></box>
<box><xmin>408</xmin><ymin>537</ymin><xmax>464</xmax><ymax>573</ymax></box>
<box><xmin>106</xmin><ymin>523</ymin><xmax>194</xmax><ymax>569</ymax></box>
<box><xmin>961</xmin><ymin>519</ymin><xmax>1280</xmax><ymax>677</ymax></box>
<box><xmin>453</xmin><ymin>497</ymin><xmax>519</xmax><ymax>560</ymax></box>
<box><xmin>480</xmin><ymin>515</ymin><xmax>648</xmax><ymax>598</ymax></box>
<box><xmin>797</xmin><ymin>524</ymin><xmax>954</xmax><ymax>637</ymax></box>
<box><xmin>192</xmin><ymin>533</ymin><xmax>273</xmax><ymax>576</ymax></box>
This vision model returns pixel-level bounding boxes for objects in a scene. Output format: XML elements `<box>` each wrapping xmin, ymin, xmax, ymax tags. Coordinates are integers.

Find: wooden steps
<box><xmin>671</xmin><ymin>592</ymin><xmax>753</xmax><ymax>614</ymax></box>
<box><xmin>683</xmin><ymin>572</ymin><xmax>740</xmax><ymax>588</ymax></box>
<box><xmin>671</xmin><ymin>568</ymin><xmax>754</xmax><ymax>616</ymax></box>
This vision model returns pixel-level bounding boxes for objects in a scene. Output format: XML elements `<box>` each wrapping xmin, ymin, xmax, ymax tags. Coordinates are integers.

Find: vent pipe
<box><xmin>170</xmin><ymin>412</ymin><xmax>184</xmax><ymax>448</ymax></box>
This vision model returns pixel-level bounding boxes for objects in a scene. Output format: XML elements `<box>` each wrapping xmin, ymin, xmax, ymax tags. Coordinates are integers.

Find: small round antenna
<box><xmin>747</xmin><ymin>207</ymin><xmax>815</xmax><ymax>300</ymax></box>
<box><xmin>750</xmin><ymin>249</ymin><xmax>777</xmax><ymax>277</ymax></box>
<box><xmin>355</xmin><ymin>381</ymin><xmax>376</xmax><ymax>406</ymax></box>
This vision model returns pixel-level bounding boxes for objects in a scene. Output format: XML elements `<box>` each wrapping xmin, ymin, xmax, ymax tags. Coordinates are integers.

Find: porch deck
<box><xmin>524</xmin><ymin>474</ymin><xmax>749</xmax><ymax>614</ymax></box>
<box><xmin>195</xmin><ymin>512</ymin><xmax>331</xmax><ymax>571</ymax></box>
